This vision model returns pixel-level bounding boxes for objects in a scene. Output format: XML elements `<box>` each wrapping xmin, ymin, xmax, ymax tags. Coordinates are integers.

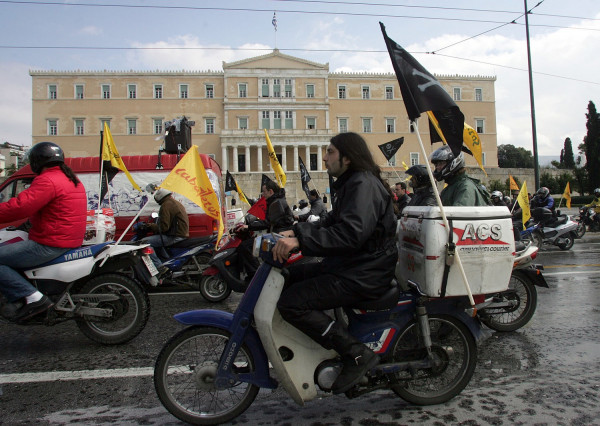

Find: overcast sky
<box><xmin>1</xmin><ymin>0</ymin><xmax>599</xmax><ymax>157</ymax></box>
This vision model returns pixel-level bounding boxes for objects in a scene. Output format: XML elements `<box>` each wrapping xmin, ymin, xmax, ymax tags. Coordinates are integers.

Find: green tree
<box><xmin>579</xmin><ymin>101</ymin><xmax>600</xmax><ymax>193</ymax></box>
<box><xmin>497</xmin><ymin>144</ymin><xmax>534</xmax><ymax>168</ymax></box>
<box><xmin>563</xmin><ymin>137</ymin><xmax>576</xmax><ymax>169</ymax></box>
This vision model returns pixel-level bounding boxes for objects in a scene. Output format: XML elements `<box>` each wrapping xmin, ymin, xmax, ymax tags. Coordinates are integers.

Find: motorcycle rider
<box><xmin>294</xmin><ymin>199</ymin><xmax>310</xmax><ymax>217</ymax></box>
<box><xmin>584</xmin><ymin>188</ymin><xmax>600</xmax><ymax>226</ymax></box>
<box><xmin>430</xmin><ymin>145</ymin><xmax>491</xmax><ymax>206</ymax></box>
<box><xmin>393</xmin><ymin>181</ymin><xmax>411</xmax><ymax>217</ymax></box>
<box><xmin>529</xmin><ymin>186</ymin><xmax>555</xmax><ymax>226</ymax></box>
<box><xmin>491</xmin><ymin>190</ymin><xmax>507</xmax><ymax>207</ymax></box>
<box><xmin>406</xmin><ymin>165</ymin><xmax>436</xmax><ymax>207</ymax></box>
<box><xmin>0</xmin><ymin>142</ymin><xmax>87</xmax><ymax>321</ymax></box>
<box><xmin>273</xmin><ymin>132</ymin><xmax>398</xmax><ymax>394</ymax></box>
<box><xmin>295</xmin><ymin>189</ymin><xmax>327</xmax><ymax>223</ymax></box>
<box><xmin>142</xmin><ymin>188</ymin><xmax>189</xmax><ymax>275</ymax></box>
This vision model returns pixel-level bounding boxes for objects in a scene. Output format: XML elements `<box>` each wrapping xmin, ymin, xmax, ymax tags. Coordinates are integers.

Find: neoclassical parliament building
<box><xmin>30</xmin><ymin>49</ymin><xmax>498</xmax><ymax>200</ymax></box>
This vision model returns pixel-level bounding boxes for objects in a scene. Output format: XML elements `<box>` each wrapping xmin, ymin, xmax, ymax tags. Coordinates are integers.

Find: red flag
<box><xmin>247</xmin><ymin>196</ymin><xmax>267</xmax><ymax>220</ymax></box>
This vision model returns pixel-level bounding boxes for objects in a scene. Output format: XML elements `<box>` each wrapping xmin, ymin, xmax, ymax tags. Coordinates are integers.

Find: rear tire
<box><xmin>557</xmin><ymin>231</ymin><xmax>575</xmax><ymax>250</ymax></box>
<box><xmin>199</xmin><ymin>274</ymin><xmax>232</xmax><ymax>302</ymax></box>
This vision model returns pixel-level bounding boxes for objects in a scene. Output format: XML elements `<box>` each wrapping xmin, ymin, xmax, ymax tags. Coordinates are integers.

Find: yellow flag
<box><xmin>264</xmin><ymin>129</ymin><xmax>286</xmax><ymax>188</ymax></box>
<box><xmin>463</xmin><ymin>123</ymin><xmax>486</xmax><ymax>175</ymax></box>
<box><xmin>509</xmin><ymin>175</ymin><xmax>519</xmax><ymax>191</ymax></box>
<box><xmin>102</xmin><ymin>122</ymin><xmax>141</xmax><ymax>192</ymax></box>
<box><xmin>517</xmin><ymin>181</ymin><xmax>531</xmax><ymax>229</ymax></box>
<box><xmin>236</xmin><ymin>182</ymin><xmax>250</xmax><ymax>205</ymax></box>
<box><xmin>159</xmin><ymin>146</ymin><xmax>224</xmax><ymax>247</ymax></box>
<box><xmin>402</xmin><ymin>160</ymin><xmax>409</xmax><ymax>171</ymax></box>
<box><xmin>563</xmin><ymin>182</ymin><xmax>572</xmax><ymax>209</ymax></box>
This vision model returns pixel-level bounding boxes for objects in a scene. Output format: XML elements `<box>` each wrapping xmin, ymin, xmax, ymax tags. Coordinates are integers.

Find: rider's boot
<box><xmin>327</xmin><ymin>323</ymin><xmax>380</xmax><ymax>394</ymax></box>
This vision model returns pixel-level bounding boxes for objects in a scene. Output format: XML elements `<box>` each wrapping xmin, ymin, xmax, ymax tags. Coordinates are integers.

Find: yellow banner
<box><xmin>509</xmin><ymin>175</ymin><xmax>519</xmax><ymax>191</ymax></box>
<box><xmin>517</xmin><ymin>181</ymin><xmax>531</xmax><ymax>229</ymax></box>
<box><xmin>236</xmin><ymin>182</ymin><xmax>250</xmax><ymax>205</ymax></box>
<box><xmin>102</xmin><ymin>122</ymin><xmax>141</xmax><ymax>191</ymax></box>
<box><xmin>264</xmin><ymin>129</ymin><xmax>286</xmax><ymax>188</ymax></box>
<box><xmin>159</xmin><ymin>145</ymin><xmax>223</xmax><ymax>247</ymax></box>
<box><xmin>563</xmin><ymin>182</ymin><xmax>571</xmax><ymax>209</ymax></box>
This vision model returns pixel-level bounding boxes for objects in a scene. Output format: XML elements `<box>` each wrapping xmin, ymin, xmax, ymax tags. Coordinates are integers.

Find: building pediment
<box><xmin>223</xmin><ymin>49</ymin><xmax>328</xmax><ymax>71</ymax></box>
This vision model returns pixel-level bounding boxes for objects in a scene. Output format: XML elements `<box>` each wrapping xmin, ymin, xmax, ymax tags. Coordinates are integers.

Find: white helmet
<box><xmin>154</xmin><ymin>188</ymin><xmax>172</xmax><ymax>203</ymax></box>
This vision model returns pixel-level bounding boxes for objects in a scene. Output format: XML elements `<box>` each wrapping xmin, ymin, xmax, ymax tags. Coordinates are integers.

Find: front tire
<box><xmin>479</xmin><ymin>270</ymin><xmax>537</xmax><ymax>332</ymax></box>
<box><xmin>389</xmin><ymin>314</ymin><xmax>477</xmax><ymax>405</ymax></box>
<box><xmin>557</xmin><ymin>231</ymin><xmax>575</xmax><ymax>250</ymax></box>
<box><xmin>75</xmin><ymin>273</ymin><xmax>150</xmax><ymax>345</ymax></box>
<box><xmin>199</xmin><ymin>274</ymin><xmax>232</xmax><ymax>302</ymax></box>
<box><xmin>575</xmin><ymin>221</ymin><xmax>586</xmax><ymax>238</ymax></box>
<box><xmin>154</xmin><ymin>326</ymin><xmax>259</xmax><ymax>425</ymax></box>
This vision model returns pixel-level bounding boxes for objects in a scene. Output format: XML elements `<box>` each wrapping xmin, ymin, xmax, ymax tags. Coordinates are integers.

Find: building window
<box><xmin>128</xmin><ymin>119</ymin><xmax>137</xmax><ymax>135</ymax></box>
<box><xmin>481</xmin><ymin>152</ymin><xmax>487</xmax><ymax>165</ymax></box>
<box><xmin>238</xmin><ymin>117</ymin><xmax>248</xmax><ymax>130</ymax></box>
<box><xmin>238</xmin><ymin>83</ymin><xmax>247</xmax><ymax>98</ymax></box>
<box><xmin>262</xmin><ymin>111</ymin><xmax>270</xmax><ymax>129</ymax></box>
<box><xmin>102</xmin><ymin>84</ymin><xmax>110</xmax><ymax>99</ymax></box>
<box><xmin>128</xmin><ymin>84</ymin><xmax>137</xmax><ymax>99</ymax></box>
<box><xmin>362</xmin><ymin>86</ymin><xmax>370</xmax><ymax>99</ymax></box>
<box><xmin>453</xmin><ymin>87</ymin><xmax>461</xmax><ymax>101</ymax></box>
<box><xmin>284</xmin><ymin>111</ymin><xmax>293</xmax><ymax>129</ymax></box>
<box><xmin>262</xmin><ymin>78</ymin><xmax>269</xmax><ymax>97</ymax></box>
<box><xmin>101</xmin><ymin>119</ymin><xmax>110</xmax><ymax>130</ymax></box>
<box><xmin>154</xmin><ymin>84</ymin><xmax>163</xmax><ymax>99</ymax></box>
<box><xmin>48</xmin><ymin>120</ymin><xmax>58</xmax><ymax>136</ymax></box>
<box><xmin>180</xmin><ymin>84</ymin><xmax>188</xmax><ymax>99</ymax></box>
<box><xmin>338</xmin><ymin>118</ymin><xmax>348</xmax><ymax>133</ymax></box>
<box><xmin>284</xmin><ymin>79</ymin><xmax>292</xmax><ymax>98</ymax></box>
<box><xmin>75</xmin><ymin>84</ymin><xmax>84</xmax><ymax>99</ymax></box>
<box><xmin>476</xmin><ymin>119</ymin><xmax>485</xmax><ymax>134</ymax></box>
<box><xmin>205</xmin><ymin>118</ymin><xmax>215</xmax><ymax>134</ymax></box>
<box><xmin>338</xmin><ymin>85</ymin><xmax>346</xmax><ymax>99</ymax></box>
<box><xmin>410</xmin><ymin>152</ymin><xmax>419</xmax><ymax>166</ymax></box>
<box><xmin>74</xmin><ymin>119</ymin><xmax>84</xmax><ymax>135</ymax></box>
<box><xmin>306</xmin><ymin>84</ymin><xmax>315</xmax><ymax>98</ymax></box>
<box><xmin>206</xmin><ymin>84</ymin><xmax>214</xmax><ymax>99</ymax></box>
<box><xmin>385</xmin><ymin>86</ymin><xmax>394</xmax><ymax>99</ymax></box>
<box><xmin>153</xmin><ymin>119</ymin><xmax>163</xmax><ymax>135</ymax></box>
<box><xmin>273</xmin><ymin>111</ymin><xmax>282</xmax><ymax>129</ymax></box>
<box><xmin>362</xmin><ymin>118</ymin><xmax>372</xmax><ymax>133</ymax></box>
<box><xmin>310</xmin><ymin>153</ymin><xmax>317</xmax><ymax>171</ymax></box>
<box><xmin>238</xmin><ymin>154</ymin><xmax>246</xmax><ymax>172</ymax></box>
<box><xmin>273</xmin><ymin>79</ymin><xmax>281</xmax><ymax>98</ymax></box>
<box><xmin>386</xmin><ymin>118</ymin><xmax>395</xmax><ymax>133</ymax></box>
<box><xmin>48</xmin><ymin>84</ymin><xmax>57</xmax><ymax>99</ymax></box>
<box><xmin>307</xmin><ymin>117</ymin><xmax>316</xmax><ymax>130</ymax></box>
<box><xmin>475</xmin><ymin>88</ymin><xmax>482</xmax><ymax>102</ymax></box>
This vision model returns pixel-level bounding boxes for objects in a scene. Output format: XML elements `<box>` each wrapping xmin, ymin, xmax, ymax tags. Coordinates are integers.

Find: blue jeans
<box><xmin>141</xmin><ymin>235</ymin><xmax>184</xmax><ymax>268</ymax></box>
<box><xmin>0</xmin><ymin>240</ymin><xmax>69</xmax><ymax>302</ymax></box>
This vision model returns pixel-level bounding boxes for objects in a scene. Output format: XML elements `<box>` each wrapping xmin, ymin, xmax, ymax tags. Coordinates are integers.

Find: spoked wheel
<box><xmin>389</xmin><ymin>314</ymin><xmax>477</xmax><ymax>405</ymax></box>
<box><xmin>177</xmin><ymin>253</ymin><xmax>213</xmax><ymax>291</ymax></box>
<box><xmin>75</xmin><ymin>273</ymin><xmax>150</xmax><ymax>345</ymax></box>
<box><xmin>557</xmin><ymin>231</ymin><xmax>575</xmax><ymax>250</ymax></box>
<box><xmin>479</xmin><ymin>270</ymin><xmax>537</xmax><ymax>332</ymax></box>
<box><xmin>199</xmin><ymin>274</ymin><xmax>232</xmax><ymax>302</ymax></box>
<box><xmin>154</xmin><ymin>326</ymin><xmax>259</xmax><ymax>425</ymax></box>
<box><xmin>575</xmin><ymin>221</ymin><xmax>586</xmax><ymax>238</ymax></box>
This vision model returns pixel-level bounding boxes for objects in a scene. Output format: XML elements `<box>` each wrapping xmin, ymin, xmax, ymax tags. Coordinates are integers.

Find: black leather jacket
<box><xmin>248</xmin><ymin>191</ymin><xmax>294</xmax><ymax>233</ymax></box>
<box><xmin>294</xmin><ymin>170</ymin><xmax>398</xmax><ymax>295</ymax></box>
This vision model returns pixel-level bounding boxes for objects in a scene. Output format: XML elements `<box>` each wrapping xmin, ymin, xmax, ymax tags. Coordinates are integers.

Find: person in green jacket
<box><xmin>430</xmin><ymin>145</ymin><xmax>491</xmax><ymax>207</ymax></box>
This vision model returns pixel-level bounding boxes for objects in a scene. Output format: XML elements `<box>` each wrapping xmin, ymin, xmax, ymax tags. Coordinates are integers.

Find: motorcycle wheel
<box><xmin>154</xmin><ymin>326</ymin><xmax>259</xmax><ymax>425</ymax></box>
<box><xmin>199</xmin><ymin>274</ymin><xmax>232</xmax><ymax>303</ymax></box>
<box><xmin>557</xmin><ymin>231</ymin><xmax>575</xmax><ymax>250</ymax></box>
<box><xmin>524</xmin><ymin>230</ymin><xmax>544</xmax><ymax>249</ymax></box>
<box><xmin>178</xmin><ymin>253</ymin><xmax>213</xmax><ymax>291</ymax></box>
<box><xmin>75</xmin><ymin>273</ymin><xmax>150</xmax><ymax>345</ymax></box>
<box><xmin>575</xmin><ymin>221</ymin><xmax>586</xmax><ymax>238</ymax></box>
<box><xmin>479</xmin><ymin>269</ymin><xmax>537</xmax><ymax>332</ymax></box>
<box><xmin>389</xmin><ymin>314</ymin><xmax>477</xmax><ymax>405</ymax></box>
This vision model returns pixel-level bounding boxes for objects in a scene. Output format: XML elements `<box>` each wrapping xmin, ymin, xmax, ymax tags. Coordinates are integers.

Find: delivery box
<box><xmin>396</xmin><ymin>206</ymin><xmax>515</xmax><ymax>297</ymax></box>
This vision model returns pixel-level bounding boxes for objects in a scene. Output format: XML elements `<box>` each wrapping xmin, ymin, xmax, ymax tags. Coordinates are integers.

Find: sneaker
<box><xmin>14</xmin><ymin>296</ymin><xmax>54</xmax><ymax>321</ymax></box>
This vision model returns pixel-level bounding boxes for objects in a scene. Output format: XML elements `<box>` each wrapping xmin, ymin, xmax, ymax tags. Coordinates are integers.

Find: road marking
<box><xmin>0</xmin><ymin>367</ymin><xmax>153</xmax><ymax>384</ymax></box>
<box><xmin>544</xmin><ymin>270</ymin><xmax>600</xmax><ymax>277</ymax></box>
<box><xmin>543</xmin><ymin>263</ymin><xmax>600</xmax><ymax>269</ymax></box>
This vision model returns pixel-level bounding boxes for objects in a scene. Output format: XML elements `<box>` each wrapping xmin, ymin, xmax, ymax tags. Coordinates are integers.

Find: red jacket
<box><xmin>0</xmin><ymin>166</ymin><xmax>87</xmax><ymax>248</ymax></box>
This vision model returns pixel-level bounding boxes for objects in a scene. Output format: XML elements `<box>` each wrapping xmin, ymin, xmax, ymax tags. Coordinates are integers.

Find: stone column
<box><xmin>293</xmin><ymin>145</ymin><xmax>299</xmax><ymax>171</ymax></box>
<box><xmin>221</xmin><ymin>145</ymin><xmax>228</xmax><ymax>171</ymax></box>
<box><xmin>281</xmin><ymin>144</ymin><xmax>287</xmax><ymax>171</ymax></box>
<box><xmin>317</xmin><ymin>144</ymin><xmax>323</xmax><ymax>171</ymax></box>
<box><xmin>245</xmin><ymin>146</ymin><xmax>251</xmax><ymax>172</ymax></box>
<box><xmin>232</xmin><ymin>146</ymin><xmax>239</xmax><ymax>172</ymax></box>
<box><xmin>305</xmin><ymin>146</ymin><xmax>310</xmax><ymax>169</ymax></box>
<box><xmin>257</xmin><ymin>146</ymin><xmax>263</xmax><ymax>171</ymax></box>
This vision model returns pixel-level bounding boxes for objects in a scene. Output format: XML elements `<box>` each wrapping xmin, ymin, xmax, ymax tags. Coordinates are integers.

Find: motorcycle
<box><xmin>0</xmin><ymin>228</ymin><xmax>153</xmax><ymax>345</ymax></box>
<box><xmin>475</xmin><ymin>241</ymin><xmax>548</xmax><ymax>332</ymax></box>
<box><xmin>521</xmin><ymin>208</ymin><xmax>578</xmax><ymax>250</ymax></box>
<box><xmin>578</xmin><ymin>206</ymin><xmax>600</xmax><ymax>234</ymax></box>
<box><xmin>154</xmin><ymin>233</ymin><xmax>482</xmax><ymax>424</ymax></box>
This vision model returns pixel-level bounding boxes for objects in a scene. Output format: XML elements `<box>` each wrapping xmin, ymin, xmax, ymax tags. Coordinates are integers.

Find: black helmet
<box><xmin>27</xmin><ymin>142</ymin><xmax>64</xmax><ymax>174</ymax></box>
<box><xmin>298</xmin><ymin>199</ymin><xmax>308</xmax><ymax>209</ymax></box>
<box><xmin>536</xmin><ymin>187</ymin><xmax>550</xmax><ymax>200</ymax></box>
<box><xmin>406</xmin><ymin>165</ymin><xmax>431</xmax><ymax>189</ymax></box>
<box><xmin>430</xmin><ymin>145</ymin><xmax>465</xmax><ymax>181</ymax></box>
<box><xmin>503</xmin><ymin>196</ymin><xmax>512</xmax><ymax>205</ymax></box>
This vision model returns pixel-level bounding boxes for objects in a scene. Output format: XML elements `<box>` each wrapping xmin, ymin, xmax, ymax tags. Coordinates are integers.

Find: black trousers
<box><xmin>237</xmin><ymin>238</ymin><xmax>260</xmax><ymax>277</ymax></box>
<box><xmin>277</xmin><ymin>262</ymin><xmax>367</xmax><ymax>349</ymax></box>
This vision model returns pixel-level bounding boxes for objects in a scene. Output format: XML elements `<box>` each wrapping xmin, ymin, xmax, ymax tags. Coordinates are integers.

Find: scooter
<box><xmin>154</xmin><ymin>233</ymin><xmax>482</xmax><ymax>425</ymax></box>
<box><xmin>0</xmin><ymin>228</ymin><xmax>153</xmax><ymax>345</ymax></box>
<box><xmin>521</xmin><ymin>208</ymin><xmax>578</xmax><ymax>250</ymax></box>
<box><xmin>578</xmin><ymin>206</ymin><xmax>600</xmax><ymax>233</ymax></box>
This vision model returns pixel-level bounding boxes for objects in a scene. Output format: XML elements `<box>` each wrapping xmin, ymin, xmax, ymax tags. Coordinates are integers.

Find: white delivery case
<box><xmin>396</xmin><ymin>206</ymin><xmax>515</xmax><ymax>297</ymax></box>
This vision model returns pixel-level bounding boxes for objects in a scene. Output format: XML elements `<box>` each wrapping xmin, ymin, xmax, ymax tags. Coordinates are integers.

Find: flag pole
<box><xmin>413</xmin><ymin>118</ymin><xmax>475</xmax><ymax>307</ymax></box>
<box><xmin>115</xmin><ymin>199</ymin><xmax>150</xmax><ymax>245</ymax></box>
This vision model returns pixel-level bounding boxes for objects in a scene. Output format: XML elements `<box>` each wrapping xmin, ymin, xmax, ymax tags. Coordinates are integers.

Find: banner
<box><xmin>378</xmin><ymin>137</ymin><xmax>404</xmax><ymax>162</ymax></box>
<box><xmin>562</xmin><ymin>182</ymin><xmax>572</xmax><ymax>209</ymax></box>
<box><xmin>299</xmin><ymin>156</ymin><xmax>311</xmax><ymax>198</ymax></box>
<box><xmin>264</xmin><ymin>129</ymin><xmax>286</xmax><ymax>187</ymax></box>
<box><xmin>247</xmin><ymin>196</ymin><xmax>267</xmax><ymax>220</ymax></box>
<box><xmin>225</xmin><ymin>171</ymin><xmax>249</xmax><ymax>205</ymax></box>
<box><xmin>159</xmin><ymin>145</ymin><xmax>224</xmax><ymax>247</ymax></box>
<box><xmin>517</xmin><ymin>181</ymin><xmax>531</xmax><ymax>229</ymax></box>
<box><xmin>509</xmin><ymin>175</ymin><xmax>519</xmax><ymax>191</ymax></box>
<box><xmin>101</xmin><ymin>122</ymin><xmax>141</xmax><ymax>198</ymax></box>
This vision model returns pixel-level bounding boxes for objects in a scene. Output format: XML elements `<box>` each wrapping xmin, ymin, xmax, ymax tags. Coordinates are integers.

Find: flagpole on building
<box><xmin>413</xmin><ymin>119</ymin><xmax>475</xmax><ymax>307</ymax></box>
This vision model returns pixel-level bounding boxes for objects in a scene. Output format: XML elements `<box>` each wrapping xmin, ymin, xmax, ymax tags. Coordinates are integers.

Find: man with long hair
<box><xmin>273</xmin><ymin>132</ymin><xmax>398</xmax><ymax>394</ymax></box>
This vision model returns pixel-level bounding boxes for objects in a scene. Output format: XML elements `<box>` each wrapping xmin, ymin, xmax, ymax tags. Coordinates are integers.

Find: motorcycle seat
<box><xmin>350</xmin><ymin>283</ymin><xmax>400</xmax><ymax>311</ymax></box>
<box><xmin>168</xmin><ymin>235</ymin><xmax>215</xmax><ymax>248</ymax></box>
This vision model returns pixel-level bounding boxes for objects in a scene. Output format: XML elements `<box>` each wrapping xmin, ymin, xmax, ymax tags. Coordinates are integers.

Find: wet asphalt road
<box><xmin>1</xmin><ymin>232</ymin><xmax>599</xmax><ymax>425</ymax></box>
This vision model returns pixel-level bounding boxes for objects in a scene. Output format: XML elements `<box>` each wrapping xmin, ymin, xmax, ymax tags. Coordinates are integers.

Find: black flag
<box><xmin>261</xmin><ymin>174</ymin><xmax>274</xmax><ymax>193</ymax></box>
<box><xmin>99</xmin><ymin>165</ymin><xmax>119</xmax><ymax>203</ymax></box>
<box><xmin>298</xmin><ymin>156</ymin><xmax>311</xmax><ymax>197</ymax></box>
<box><xmin>380</xmin><ymin>22</ymin><xmax>464</xmax><ymax>157</ymax></box>
<box><xmin>225</xmin><ymin>171</ymin><xmax>237</xmax><ymax>192</ymax></box>
<box><xmin>378</xmin><ymin>137</ymin><xmax>404</xmax><ymax>162</ymax></box>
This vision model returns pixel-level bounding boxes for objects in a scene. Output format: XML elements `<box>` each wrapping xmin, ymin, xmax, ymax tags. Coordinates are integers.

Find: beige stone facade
<box><xmin>31</xmin><ymin>49</ymin><xmax>497</xmax><ymax>202</ymax></box>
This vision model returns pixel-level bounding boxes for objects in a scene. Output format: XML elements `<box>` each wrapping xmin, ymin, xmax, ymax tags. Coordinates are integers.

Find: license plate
<box><xmin>142</xmin><ymin>255</ymin><xmax>159</xmax><ymax>276</ymax></box>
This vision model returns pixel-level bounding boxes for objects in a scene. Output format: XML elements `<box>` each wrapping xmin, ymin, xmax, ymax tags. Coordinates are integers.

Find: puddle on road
<box><xmin>543</xmin><ymin>341</ymin><xmax>600</xmax><ymax>364</ymax></box>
